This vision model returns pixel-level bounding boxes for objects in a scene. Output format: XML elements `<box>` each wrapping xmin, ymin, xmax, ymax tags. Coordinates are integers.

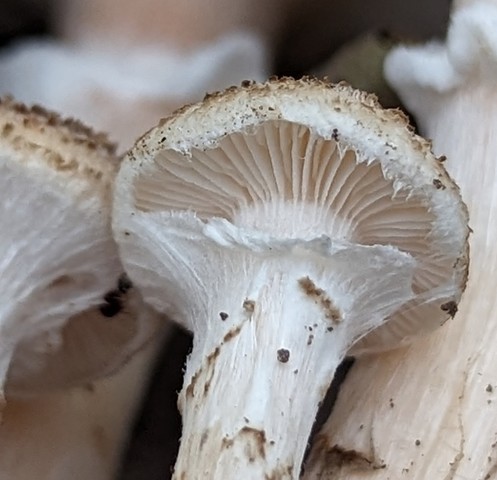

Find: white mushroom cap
<box><xmin>0</xmin><ymin>98</ymin><xmax>160</xmax><ymax>396</ymax></box>
<box><xmin>114</xmin><ymin>78</ymin><xmax>469</xmax><ymax>354</ymax></box>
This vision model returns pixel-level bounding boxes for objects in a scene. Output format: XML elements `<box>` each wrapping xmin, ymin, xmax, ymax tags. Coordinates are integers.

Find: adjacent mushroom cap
<box><xmin>113</xmin><ymin>78</ymin><xmax>469</xmax><ymax>353</ymax></box>
<box><xmin>0</xmin><ymin>98</ymin><xmax>160</xmax><ymax>395</ymax></box>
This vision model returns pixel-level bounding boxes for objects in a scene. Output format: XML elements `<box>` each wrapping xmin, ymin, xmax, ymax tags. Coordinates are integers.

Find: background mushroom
<box><xmin>0</xmin><ymin>97</ymin><xmax>162</xmax><ymax>397</ymax></box>
<box><xmin>112</xmin><ymin>78</ymin><xmax>469</xmax><ymax>478</ymax></box>
<box><xmin>303</xmin><ymin>2</ymin><xmax>497</xmax><ymax>478</ymax></box>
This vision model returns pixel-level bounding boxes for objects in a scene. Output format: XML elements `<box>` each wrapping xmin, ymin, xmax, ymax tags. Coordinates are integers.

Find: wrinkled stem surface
<box><xmin>174</xmin><ymin>276</ymin><xmax>349</xmax><ymax>478</ymax></box>
<box><xmin>172</xmin><ymin>247</ymin><xmax>414</xmax><ymax>479</ymax></box>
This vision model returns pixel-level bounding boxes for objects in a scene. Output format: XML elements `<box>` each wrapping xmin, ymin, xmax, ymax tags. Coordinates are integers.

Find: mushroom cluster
<box><xmin>112</xmin><ymin>78</ymin><xmax>469</xmax><ymax>478</ymax></box>
<box><xmin>0</xmin><ymin>0</ymin><xmax>481</xmax><ymax>476</ymax></box>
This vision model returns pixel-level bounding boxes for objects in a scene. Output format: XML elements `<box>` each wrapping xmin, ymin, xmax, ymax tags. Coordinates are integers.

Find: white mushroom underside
<box><xmin>132</xmin><ymin>120</ymin><xmax>459</xmax><ymax>351</ymax></box>
<box><xmin>6</xmin><ymin>288</ymin><xmax>158</xmax><ymax>393</ymax></box>
<box><xmin>0</xmin><ymin>156</ymin><xmax>154</xmax><ymax>394</ymax></box>
<box><xmin>0</xmin><ymin>159</ymin><xmax>117</xmax><ymax>340</ymax></box>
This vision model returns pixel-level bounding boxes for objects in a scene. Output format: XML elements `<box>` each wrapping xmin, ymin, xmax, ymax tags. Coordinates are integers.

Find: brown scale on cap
<box><xmin>0</xmin><ymin>97</ymin><xmax>115</xmax><ymax>153</ymax></box>
<box><xmin>0</xmin><ymin>96</ymin><xmax>118</xmax><ymax>194</ymax></box>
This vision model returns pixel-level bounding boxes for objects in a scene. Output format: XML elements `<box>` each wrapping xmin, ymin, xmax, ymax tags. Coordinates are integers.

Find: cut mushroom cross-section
<box><xmin>113</xmin><ymin>78</ymin><xmax>469</xmax><ymax>479</ymax></box>
<box><xmin>0</xmin><ymin>98</ymin><xmax>161</xmax><ymax>398</ymax></box>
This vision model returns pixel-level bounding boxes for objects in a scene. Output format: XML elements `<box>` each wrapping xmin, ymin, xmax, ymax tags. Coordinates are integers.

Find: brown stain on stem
<box><xmin>221</xmin><ymin>435</ymin><xmax>235</xmax><ymax>450</ymax></box>
<box><xmin>239</xmin><ymin>426</ymin><xmax>267</xmax><ymax>460</ymax></box>
<box><xmin>306</xmin><ymin>431</ymin><xmax>386</xmax><ymax>476</ymax></box>
<box><xmin>223</xmin><ymin>325</ymin><xmax>242</xmax><ymax>343</ymax></box>
<box><xmin>298</xmin><ymin>276</ymin><xmax>341</xmax><ymax>324</ymax></box>
<box><xmin>185</xmin><ymin>346</ymin><xmax>221</xmax><ymax>398</ymax></box>
<box><xmin>220</xmin><ymin>427</ymin><xmax>268</xmax><ymax>466</ymax></box>
<box><xmin>185</xmin><ymin>321</ymin><xmax>245</xmax><ymax>399</ymax></box>
<box><xmin>264</xmin><ymin>464</ymin><xmax>294</xmax><ymax>479</ymax></box>
<box><xmin>202</xmin><ymin>346</ymin><xmax>220</xmax><ymax>396</ymax></box>
<box><xmin>243</xmin><ymin>299</ymin><xmax>256</xmax><ymax>313</ymax></box>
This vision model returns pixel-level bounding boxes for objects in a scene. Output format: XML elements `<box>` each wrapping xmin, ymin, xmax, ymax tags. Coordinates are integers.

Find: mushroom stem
<box><xmin>175</xmin><ymin>304</ymin><xmax>343</xmax><ymax>478</ymax></box>
<box><xmin>171</xmin><ymin>234</ymin><xmax>415</xmax><ymax>478</ymax></box>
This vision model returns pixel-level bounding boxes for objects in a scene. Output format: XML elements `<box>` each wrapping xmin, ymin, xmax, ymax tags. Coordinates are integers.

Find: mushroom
<box><xmin>304</xmin><ymin>3</ymin><xmax>497</xmax><ymax>478</ymax></box>
<box><xmin>0</xmin><ymin>97</ymin><xmax>160</xmax><ymax>399</ymax></box>
<box><xmin>112</xmin><ymin>78</ymin><xmax>469</xmax><ymax>478</ymax></box>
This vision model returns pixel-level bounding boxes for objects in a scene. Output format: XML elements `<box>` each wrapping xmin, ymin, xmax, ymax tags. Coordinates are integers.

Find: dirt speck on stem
<box><xmin>277</xmin><ymin>348</ymin><xmax>290</xmax><ymax>363</ymax></box>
